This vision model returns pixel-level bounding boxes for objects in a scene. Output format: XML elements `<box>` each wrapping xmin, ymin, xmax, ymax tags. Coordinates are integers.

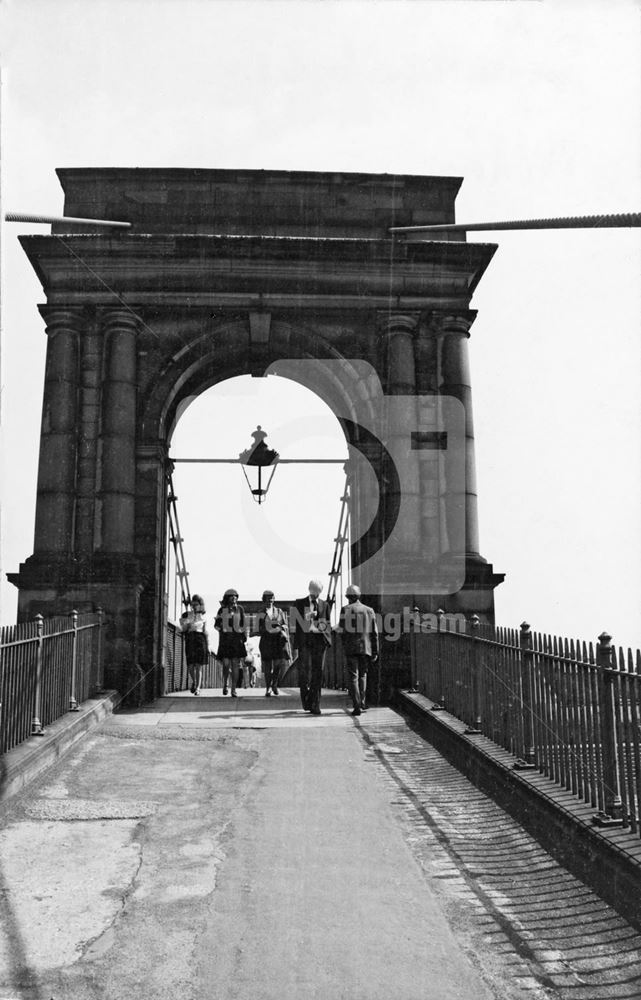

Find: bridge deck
<box><xmin>1</xmin><ymin>688</ymin><xmax>640</xmax><ymax>999</ymax></box>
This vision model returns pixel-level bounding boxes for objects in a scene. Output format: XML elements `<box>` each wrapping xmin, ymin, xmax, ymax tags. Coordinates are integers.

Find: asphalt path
<box><xmin>0</xmin><ymin>688</ymin><xmax>639</xmax><ymax>1000</ymax></box>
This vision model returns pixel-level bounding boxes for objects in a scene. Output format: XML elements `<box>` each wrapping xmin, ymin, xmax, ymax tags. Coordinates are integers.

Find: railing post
<box><xmin>69</xmin><ymin>609</ymin><xmax>80</xmax><ymax>711</ymax></box>
<box><xmin>96</xmin><ymin>607</ymin><xmax>105</xmax><ymax>692</ymax></box>
<box><xmin>465</xmin><ymin>614</ymin><xmax>482</xmax><ymax>734</ymax></box>
<box><xmin>593</xmin><ymin>631</ymin><xmax>624</xmax><ymax>827</ymax></box>
<box><xmin>409</xmin><ymin>606</ymin><xmax>420</xmax><ymax>692</ymax></box>
<box><xmin>431</xmin><ymin>608</ymin><xmax>445</xmax><ymax>711</ymax></box>
<box><xmin>32</xmin><ymin>615</ymin><xmax>45</xmax><ymax>736</ymax></box>
<box><xmin>514</xmin><ymin>621</ymin><xmax>537</xmax><ymax>770</ymax></box>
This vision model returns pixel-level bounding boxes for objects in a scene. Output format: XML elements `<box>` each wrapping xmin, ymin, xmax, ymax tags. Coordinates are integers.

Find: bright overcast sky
<box><xmin>1</xmin><ymin>0</ymin><xmax>640</xmax><ymax>649</ymax></box>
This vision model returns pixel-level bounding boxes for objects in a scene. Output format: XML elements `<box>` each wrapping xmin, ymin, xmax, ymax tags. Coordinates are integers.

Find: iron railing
<box><xmin>0</xmin><ymin>610</ymin><xmax>106</xmax><ymax>756</ymax></box>
<box><xmin>165</xmin><ymin>622</ymin><xmax>224</xmax><ymax>692</ymax></box>
<box><xmin>411</xmin><ymin>614</ymin><xmax>641</xmax><ymax>837</ymax></box>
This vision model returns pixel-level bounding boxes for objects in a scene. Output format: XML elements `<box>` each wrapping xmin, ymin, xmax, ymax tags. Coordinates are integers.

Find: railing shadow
<box><xmin>363</xmin><ymin>713</ymin><xmax>641</xmax><ymax>1000</ymax></box>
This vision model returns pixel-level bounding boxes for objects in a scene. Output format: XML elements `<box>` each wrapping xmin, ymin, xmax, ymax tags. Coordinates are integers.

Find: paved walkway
<box><xmin>1</xmin><ymin>688</ymin><xmax>640</xmax><ymax>1000</ymax></box>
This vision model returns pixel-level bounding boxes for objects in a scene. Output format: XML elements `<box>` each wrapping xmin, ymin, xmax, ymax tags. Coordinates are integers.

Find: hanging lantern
<box><xmin>238</xmin><ymin>426</ymin><xmax>279</xmax><ymax>504</ymax></box>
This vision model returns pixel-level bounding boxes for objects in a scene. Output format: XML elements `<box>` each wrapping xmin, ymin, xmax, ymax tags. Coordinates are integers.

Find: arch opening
<box><xmin>165</xmin><ymin>374</ymin><xmax>353</xmax><ymax>629</ymax></box>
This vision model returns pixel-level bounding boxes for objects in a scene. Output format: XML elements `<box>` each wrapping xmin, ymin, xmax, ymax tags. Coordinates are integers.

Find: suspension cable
<box><xmin>327</xmin><ymin>470</ymin><xmax>351</xmax><ymax>619</ymax></box>
<box><xmin>166</xmin><ymin>471</ymin><xmax>191</xmax><ymax>615</ymax></box>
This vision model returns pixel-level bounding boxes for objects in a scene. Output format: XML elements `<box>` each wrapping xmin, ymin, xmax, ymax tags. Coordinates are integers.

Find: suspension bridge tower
<box><xmin>9</xmin><ymin>168</ymin><xmax>504</xmax><ymax>699</ymax></box>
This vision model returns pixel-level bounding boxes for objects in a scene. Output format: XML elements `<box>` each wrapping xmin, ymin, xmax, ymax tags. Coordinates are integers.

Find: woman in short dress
<box><xmin>179</xmin><ymin>594</ymin><xmax>209</xmax><ymax>696</ymax></box>
<box><xmin>215</xmin><ymin>588</ymin><xmax>247</xmax><ymax>697</ymax></box>
<box><xmin>258</xmin><ymin>589</ymin><xmax>292</xmax><ymax>697</ymax></box>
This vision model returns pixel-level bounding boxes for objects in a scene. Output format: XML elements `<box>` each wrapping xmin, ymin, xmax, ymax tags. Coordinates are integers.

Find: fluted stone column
<box><xmin>75</xmin><ymin>314</ymin><xmax>101</xmax><ymax>555</ymax></box>
<box><xmin>136</xmin><ymin>441</ymin><xmax>171</xmax><ymax>700</ymax></box>
<box><xmin>413</xmin><ymin>318</ymin><xmax>443</xmax><ymax>560</ymax></box>
<box><xmin>33</xmin><ymin>307</ymin><xmax>82</xmax><ymax>554</ymax></box>
<box><xmin>385</xmin><ymin>313</ymin><xmax>418</xmax><ymax>395</ymax></box>
<box><xmin>434</xmin><ymin>311</ymin><xmax>481</xmax><ymax>559</ymax></box>
<box><xmin>381</xmin><ymin>312</ymin><xmax>420</xmax><ymax>554</ymax></box>
<box><xmin>98</xmin><ymin>309</ymin><xmax>138</xmax><ymax>553</ymax></box>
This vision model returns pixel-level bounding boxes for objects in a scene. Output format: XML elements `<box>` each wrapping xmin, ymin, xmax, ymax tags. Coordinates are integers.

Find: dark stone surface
<box><xmin>398</xmin><ymin>690</ymin><xmax>641</xmax><ymax>933</ymax></box>
<box><xmin>54</xmin><ymin>167</ymin><xmax>465</xmax><ymax>239</ymax></box>
<box><xmin>10</xmin><ymin>168</ymin><xmax>503</xmax><ymax>700</ymax></box>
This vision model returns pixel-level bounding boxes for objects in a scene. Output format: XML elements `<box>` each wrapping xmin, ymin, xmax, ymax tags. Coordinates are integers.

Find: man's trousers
<box><xmin>298</xmin><ymin>637</ymin><xmax>327</xmax><ymax>711</ymax></box>
<box><xmin>345</xmin><ymin>654</ymin><xmax>370</xmax><ymax>711</ymax></box>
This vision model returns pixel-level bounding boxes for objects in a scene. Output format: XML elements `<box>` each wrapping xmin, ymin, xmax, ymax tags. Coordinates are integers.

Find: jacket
<box><xmin>338</xmin><ymin>599</ymin><xmax>379</xmax><ymax>658</ymax></box>
<box><xmin>258</xmin><ymin>606</ymin><xmax>292</xmax><ymax>661</ymax></box>
<box><xmin>292</xmin><ymin>596</ymin><xmax>332</xmax><ymax>651</ymax></box>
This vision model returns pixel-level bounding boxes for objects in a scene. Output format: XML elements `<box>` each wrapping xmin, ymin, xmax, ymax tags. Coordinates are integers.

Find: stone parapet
<box><xmin>53</xmin><ymin>167</ymin><xmax>465</xmax><ymax>239</ymax></box>
<box><xmin>398</xmin><ymin>690</ymin><xmax>641</xmax><ymax>933</ymax></box>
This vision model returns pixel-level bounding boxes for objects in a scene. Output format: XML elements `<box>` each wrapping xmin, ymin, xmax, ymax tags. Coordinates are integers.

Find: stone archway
<box><xmin>9</xmin><ymin>168</ymin><xmax>504</xmax><ymax>699</ymax></box>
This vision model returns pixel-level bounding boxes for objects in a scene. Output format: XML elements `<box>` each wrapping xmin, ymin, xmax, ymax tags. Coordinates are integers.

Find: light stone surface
<box><xmin>1</xmin><ymin>691</ymin><xmax>640</xmax><ymax>1000</ymax></box>
<box><xmin>0</xmin><ymin>818</ymin><xmax>142</xmax><ymax>969</ymax></box>
<box><xmin>22</xmin><ymin>799</ymin><xmax>157</xmax><ymax>820</ymax></box>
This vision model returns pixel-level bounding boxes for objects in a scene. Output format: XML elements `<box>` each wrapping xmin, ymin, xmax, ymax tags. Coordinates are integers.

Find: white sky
<box><xmin>1</xmin><ymin>0</ymin><xmax>640</xmax><ymax>649</ymax></box>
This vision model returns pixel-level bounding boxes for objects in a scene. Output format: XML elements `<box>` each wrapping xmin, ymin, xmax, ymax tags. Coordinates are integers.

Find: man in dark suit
<box><xmin>338</xmin><ymin>584</ymin><xmax>379</xmax><ymax>716</ymax></box>
<box><xmin>291</xmin><ymin>579</ymin><xmax>331</xmax><ymax>715</ymax></box>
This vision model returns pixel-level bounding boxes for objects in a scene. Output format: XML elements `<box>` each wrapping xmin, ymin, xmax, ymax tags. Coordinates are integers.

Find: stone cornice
<box><xmin>22</xmin><ymin>232</ymin><xmax>496</xmax><ymax>264</ymax></box>
<box><xmin>20</xmin><ymin>235</ymin><xmax>496</xmax><ymax>307</ymax></box>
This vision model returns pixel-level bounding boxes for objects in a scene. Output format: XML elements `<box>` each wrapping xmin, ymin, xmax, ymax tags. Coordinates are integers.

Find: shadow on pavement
<box><xmin>0</xmin><ymin>756</ymin><xmax>48</xmax><ymax>1000</ymax></box>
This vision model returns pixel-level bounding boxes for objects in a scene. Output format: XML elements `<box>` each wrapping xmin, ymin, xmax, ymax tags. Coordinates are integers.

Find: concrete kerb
<box><xmin>396</xmin><ymin>689</ymin><xmax>641</xmax><ymax>933</ymax></box>
<box><xmin>0</xmin><ymin>691</ymin><xmax>121</xmax><ymax>804</ymax></box>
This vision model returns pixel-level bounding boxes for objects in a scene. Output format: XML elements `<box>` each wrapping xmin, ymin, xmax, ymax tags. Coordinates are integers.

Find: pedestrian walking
<box><xmin>179</xmin><ymin>594</ymin><xmax>209</xmax><ymax>696</ymax></box>
<box><xmin>338</xmin><ymin>585</ymin><xmax>378</xmax><ymax>716</ymax></box>
<box><xmin>243</xmin><ymin>645</ymin><xmax>258</xmax><ymax>688</ymax></box>
<box><xmin>258</xmin><ymin>589</ymin><xmax>292</xmax><ymax>697</ymax></box>
<box><xmin>215</xmin><ymin>588</ymin><xmax>247</xmax><ymax>697</ymax></box>
<box><xmin>292</xmin><ymin>579</ymin><xmax>331</xmax><ymax>715</ymax></box>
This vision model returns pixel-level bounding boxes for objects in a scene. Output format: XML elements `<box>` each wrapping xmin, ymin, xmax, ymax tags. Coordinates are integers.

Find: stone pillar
<box><xmin>98</xmin><ymin>309</ymin><xmax>138</xmax><ymax>554</ymax></box>
<box><xmin>381</xmin><ymin>312</ymin><xmax>420</xmax><ymax>554</ymax></box>
<box><xmin>414</xmin><ymin>318</ymin><xmax>442</xmax><ymax>562</ymax></box>
<box><xmin>136</xmin><ymin>442</ymin><xmax>171</xmax><ymax>700</ymax></box>
<box><xmin>377</xmin><ymin>312</ymin><xmax>422</xmax><ymax>692</ymax></box>
<box><xmin>346</xmin><ymin>432</ymin><xmax>384</xmax><ymax>582</ymax></box>
<box><xmin>385</xmin><ymin>313</ymin><xmax>418</xmax><ymax>395</ymax></box>
<box><xmin>74</xmin><ymin>313</ymin><xmax>101</xmax><ymax>555</ymax></box>
<box><xmin>33</xmin><ymin>307</ymin><xmax>82</xmax><ymax>555</ymax></box>
<box><xmin>434</xmin><ymin>311</ymin><xmax>481</xmax><ymax>559</ymax></box>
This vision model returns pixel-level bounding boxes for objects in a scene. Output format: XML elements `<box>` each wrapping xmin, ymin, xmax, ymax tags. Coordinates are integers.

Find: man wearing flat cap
<box><xmin>291</xmin><ymin>579</ymin><xmax>331</xmax><ymax>715</ymax></box>
<box><xmin>339</xmin><ymin>584</ymin><xmax>378</xmax><ymax>716</ymax></box>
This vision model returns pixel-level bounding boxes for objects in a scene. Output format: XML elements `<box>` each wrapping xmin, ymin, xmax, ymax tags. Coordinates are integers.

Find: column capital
<box><xmin>98</xmin><ymin>307</ymin><xmax>140</xmax><ymax>334</ymax></box>
<box><xmin>376</xmin><ymin>310</ymin><xmax>422</xmax><ymax>335</ymax></box>
<box><xmin>429</xmin><ymin>310</ymin><xmax>477</xmax><ymax>337</ymax></box>
<box><xmin>38</xmin><ymin>304</ymin><xmax>87</xmax><ymax>333</ymax></box>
